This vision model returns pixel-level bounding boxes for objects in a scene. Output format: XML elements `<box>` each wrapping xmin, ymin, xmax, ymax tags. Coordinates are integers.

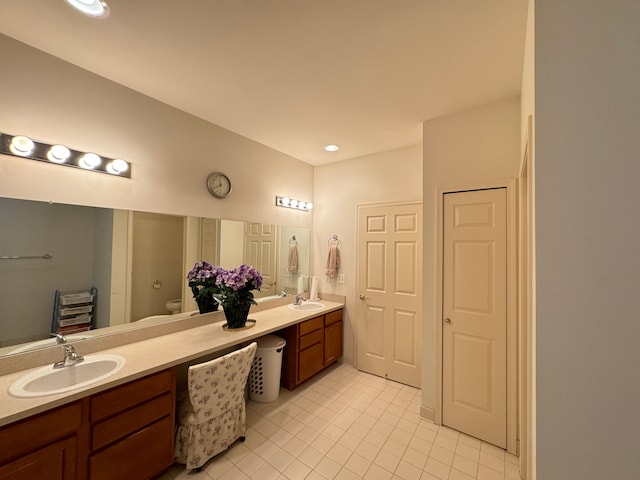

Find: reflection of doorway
<box><xmin>244</xmin><ymin>223</ymin><xmax>277</xmax><ymax>297</ymax></box>
<box><xmin>129</xmin><ymin>212</ymin><xmax>184</xmax><ymax>321</ymax></box>
<box><xmin>356</xmin><ymin>202</ymin><xmax>422</xmax><ymax>387</ymax></box>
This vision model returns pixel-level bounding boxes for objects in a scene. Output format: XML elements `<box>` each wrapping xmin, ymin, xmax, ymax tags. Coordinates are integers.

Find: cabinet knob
<box><xmin>359</xmin><ymin>294</ymin><xmax>366</xmax><ymax>300</ymax></box>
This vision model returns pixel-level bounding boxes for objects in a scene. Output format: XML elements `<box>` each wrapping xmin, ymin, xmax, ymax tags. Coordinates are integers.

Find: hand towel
<box><xmin>288</xmin><ymin>244</ymin><xmax>298</xmax><ymax>274</ymax></box>
<box><xmin>325</xmin><ymin>244</ymin><xmax>340</xmax><ymax>278</ymax></box>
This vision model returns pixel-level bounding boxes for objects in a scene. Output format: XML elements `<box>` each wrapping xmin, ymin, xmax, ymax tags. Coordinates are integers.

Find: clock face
<box><xmin>206</xmin><ymin>172</ymin><xmax>232</xmax><ymax>198</ymax></box>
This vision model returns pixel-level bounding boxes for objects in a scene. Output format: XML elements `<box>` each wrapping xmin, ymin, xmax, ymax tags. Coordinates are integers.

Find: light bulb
<box><xmin>106</xmin><ymin>159</ymin><xmax>128</xmax><ymax>174</ymax></box>
<box><xmin>65</xmin><ymin>0</ymin><xmax>110</xmax><ymax>17</ymax></box>
<box><xmin>79</xmin><ymin>153</ymin><xmax>101</xmax><ymax>169</ymax></box>
<box><xmin>47</xmin><ymin>145</ymin><xmax>71</xmax><ymax>163</ymax></box>
<box><xmin>298</xmin><ymin>201</ymin><xmax>306</xmax><ymax>209</ymax></box>
<box><xmin>306</xmin><ymin>203</ymin><xmax>314</xmax><ymax>210</ymax></box>
<box><xmin>290</xmin><ymin>199</ymin><xmax>299</xmax><ymax>208</ymax></box>
<box><xmin>9</xmin><ymin>136</ymin><xmax>35</xmax><ymax>157</ymax></box>
<box><xmin>324</xmin><ymin>144</ymin><xmax>340</xmax><ymax>152</ymax></box>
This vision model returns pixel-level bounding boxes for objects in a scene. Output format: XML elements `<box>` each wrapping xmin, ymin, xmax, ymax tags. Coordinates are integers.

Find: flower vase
<box><xmin>196</xmin><ymin>295</ymin><xmax>219</xmax><ymax>314</ymax></box>
<box><xmin>223</xmin><ymin>300</ymin><xmax>251</xmax><ymax>329</ymax></box>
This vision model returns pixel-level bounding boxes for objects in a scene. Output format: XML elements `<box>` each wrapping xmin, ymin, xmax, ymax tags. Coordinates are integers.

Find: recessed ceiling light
<box><xmin>65</xmin><ymin>0</ymin><xmax>110</xmax><ymax>18</ymax></box>
<box><xmin>324</xmin><ymin>144</ymin><xmax>340</xmax><ymax>152</ymax></box>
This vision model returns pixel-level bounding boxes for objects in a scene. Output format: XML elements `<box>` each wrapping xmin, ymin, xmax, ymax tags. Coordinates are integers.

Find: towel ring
<box><xmin>289</xmin><ymin>235</ymin><xmax>297</xmax><ymax>246</ymax></box>
<box><xmin>328</xmin><ymin>234</ymin><xmax>341</xmax><ymax>246</ymax></box>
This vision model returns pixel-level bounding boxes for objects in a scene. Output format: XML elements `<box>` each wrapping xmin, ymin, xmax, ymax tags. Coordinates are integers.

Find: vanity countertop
<box><xmin>0</xmin><ymin>300</ymin><xmax>344</xmax><ymax>427</ymax></box>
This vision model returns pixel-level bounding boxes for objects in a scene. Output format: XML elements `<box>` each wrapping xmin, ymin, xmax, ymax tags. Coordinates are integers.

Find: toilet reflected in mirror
<box><xmin>165</xmin><ymin>299</ymin><xmax>182</xmax><ymax>315</ymax></box>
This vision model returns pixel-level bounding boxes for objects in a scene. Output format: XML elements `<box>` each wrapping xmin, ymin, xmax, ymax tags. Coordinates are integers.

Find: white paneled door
<box><xmin>442</xmin><ymin>188</ymin><xmax>507</xmax><ymax>448</ymax></box>
<box><xmin>357</xmin><ymin>203</ymin><xmax>422</xmax><ymax>387</ymax></box>
<box><xmin>244</xmin><ymin>223</ymin><xmax>277</xmax><ymax>297</ymax></box>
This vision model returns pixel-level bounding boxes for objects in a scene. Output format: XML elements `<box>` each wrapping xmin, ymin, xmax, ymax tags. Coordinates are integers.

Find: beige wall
<box><xmin>521</xmin><ymin>1</ymin><xmax>536</xmax><ymax>478</ymax></box>
<box><xmin>0</xmin><ymin>34</ymin><xmax>313</xmax><ymax>229</ymax></box>
<box><xmin>312</xmin><ymin>145</ymin><xmax>423</xmax><ymax>365</ymax></box>
<box><xmin>536</xmin><ymin>1</ymin><xmax>640</xmax><ymax>478</ymax></box>
<box><xmin>422</xmin><ymin>97</ymin><xmax>521</xmax><ymax>411</ymax></box>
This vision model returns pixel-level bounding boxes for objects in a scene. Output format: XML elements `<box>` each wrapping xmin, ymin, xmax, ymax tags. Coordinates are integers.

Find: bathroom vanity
<box><xmin>0</xmin><ymin>298</ymin><xmax>344</xmax><ymax>479</ymax></box>
<box><xmin>279</xmin><ymin>309</ymin><xmax>343</xmax><ymax>389</ymax></box>
<box><xmin>0</xmin><ymin>369</ymin><xmax>175</xmax><ymax>480</ymax></box>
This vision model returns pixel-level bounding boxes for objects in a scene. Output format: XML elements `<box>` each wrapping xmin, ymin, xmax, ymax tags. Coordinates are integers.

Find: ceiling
<box><xmin>0</xmin><ymin>0</ymin><xmax>528</xmax><ymax>165</ymax></box>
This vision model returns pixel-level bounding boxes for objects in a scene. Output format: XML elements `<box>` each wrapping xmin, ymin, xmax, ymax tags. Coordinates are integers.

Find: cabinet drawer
<box><xmin>89</xmin><ymin>416</ymin><xmax>173</xmax><ymax>480</ymax></box>
<box><xmin>91</xmin><ymin>369</ymin><xmax>173</xmax><ymax>422</ymax></box>
<box><xmin>299</xmin><ymin>316</ymin><xmax>323</xmax><ymax>336</ymax></box>
<box><xmin>325</xmin><ymin>309</ymin><xmax>343</xmax><ymax>326</ymax></box>
<box><xmin>0</xmin><ymin>436</ymin><xmax>76</xmax><ymax>480</ymax></box>
<box><xmin>91</xmin><ymin>392</ymin><xmax>173</xmax><ymax>451</ymax></box>
<box><xmin>299</xmin><ymin>328</ymin><xmax>323</xmax><ymax>351</ymax></box>
<box><xmin>298</xmin><ymin>342</ymin><xmax>324</xmax><ymax>383</ymax></box>
<box><xmin>0</xmin><ymin>402</ymin><xmax>81</xmax><ymax>464</ymax></box>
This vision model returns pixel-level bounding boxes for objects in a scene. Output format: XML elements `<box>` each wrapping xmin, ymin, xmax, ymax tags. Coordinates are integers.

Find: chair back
<box><xmin>187</xmin><ymin>342</ymin><xmax>257</xmax><ymax>423</ymax></box>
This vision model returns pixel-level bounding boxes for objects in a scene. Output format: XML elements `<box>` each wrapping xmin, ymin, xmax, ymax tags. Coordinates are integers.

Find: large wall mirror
<box><xmin>0</xmin><ymin>197</ymin><xmax>310</xmax><ymax>357</ymax></box>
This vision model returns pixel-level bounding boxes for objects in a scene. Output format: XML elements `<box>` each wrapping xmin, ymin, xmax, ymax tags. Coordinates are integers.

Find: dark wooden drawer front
<box><xmin>91</xmin><ymin>392</ymin><xmax>173</xmax><ymax>452</ymax></box>
<box><xmin>90</xmin><ymin>369</ymin><xmax>173</xmax><ymax>422</ymax></box>
<box><xmin>89</xmin><ymin>416</ymin><xmax>173</xmax><ymax>480</ymax></box>
<box><xmin>299</xmin><ymin>329</ymin><xmax>323</xmax><ymax>351</ymax></box>
<box><xmin>298</xmin><ymin>343</ymin><xmax>324</xmax><ymax>383</ymax></box>
<box><xmin>325</xmin><ymin>309</ymin><xmax>343</xmax><ymax>326</ymax></box>
<box><xmin>299</xmin><ymin>316</ymin><xmax>323</xmax><ymax>336</ymax></box>
<box><xmin>0</xmin><ymin>436</ymin><xmax>76</xmax><ymax>480</ymax></box>
<box><xmin>0</xmin><ymin>402</ymin><xmax>81</xmax><ymax>464</ymax></box>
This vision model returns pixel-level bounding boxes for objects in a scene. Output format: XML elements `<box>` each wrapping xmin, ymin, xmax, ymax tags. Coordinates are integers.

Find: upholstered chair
<box><xmin>174</xmin><ymin>342</ymin><xmax>257</xmax><ymax>470</ymax></box>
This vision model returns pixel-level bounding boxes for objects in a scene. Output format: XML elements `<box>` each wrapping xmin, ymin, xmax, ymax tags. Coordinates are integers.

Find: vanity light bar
<box><xmin>276</xmin><ymin>195</ymin><xmax>313</xmax><ymax>212</ymax></box>
<box><xmin>0</xmin><ymin>132</ymin><xmax>131</xmax><ymax>178</ymax></box>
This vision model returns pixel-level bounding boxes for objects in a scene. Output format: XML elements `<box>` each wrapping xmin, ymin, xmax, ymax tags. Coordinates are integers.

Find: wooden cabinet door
<box><xmin>298</xmin><ymin>343</ymin><xmax>324</xmax><ymax>383</ymax></box>
<box><xmin>324</xmin><ymin>321</ymin><xmax>343</xmax><ymax>365</ymax></box>
<box><xmin>0</xmin><ymin>436</ymin><xmax>76</xmax><ymax>480</ymax></box>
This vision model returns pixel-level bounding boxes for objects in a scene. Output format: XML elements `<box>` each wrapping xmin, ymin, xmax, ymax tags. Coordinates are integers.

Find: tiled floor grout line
<box><xmin>162</xmin><ymin>364</ymin><xmax>519</xmax><ymax>480</ymax></box>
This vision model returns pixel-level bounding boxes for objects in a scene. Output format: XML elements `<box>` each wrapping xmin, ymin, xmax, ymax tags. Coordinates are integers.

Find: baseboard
<box><xmin>420</xmin><ymin>406</ymin><xmax>435</xmax><ymax>422</ymax></box>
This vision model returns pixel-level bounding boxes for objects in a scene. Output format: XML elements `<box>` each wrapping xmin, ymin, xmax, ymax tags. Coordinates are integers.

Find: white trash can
<box><xmin>249</xmin><ymin>335</ymin><xmax>286</xmax><ymax>403</ymax></box>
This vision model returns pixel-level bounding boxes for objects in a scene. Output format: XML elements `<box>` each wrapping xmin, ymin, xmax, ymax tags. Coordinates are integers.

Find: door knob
<box><xmin>359</xmin><ymin>294</ymin><xmax>366</xmax><ymax>300</ymax></box>
<box><xmin>444</xmin><ymin>318</ymin><xmax>452</xmax><ymax>324</ymax></box>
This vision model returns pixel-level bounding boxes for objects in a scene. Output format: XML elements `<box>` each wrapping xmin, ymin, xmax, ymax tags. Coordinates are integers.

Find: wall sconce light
<box><xmin>276</xmin><ymin>195</ymin><xmax>313</xmax><ymax>212</ymax></box>
<box><xmin>0</xmin><ymin>132</ymin><xmax>131</xmax><ymax>178</ymax></box>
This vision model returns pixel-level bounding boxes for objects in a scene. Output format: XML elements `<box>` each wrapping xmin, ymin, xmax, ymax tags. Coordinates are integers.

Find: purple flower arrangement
<box><xmin>187</xmin><ymin>261</ymin><xmax>225</xmax><ymax>313</ymax></box>
<box><xmin>187</xmin><ymin>262</ymin><xmax>263</xmax><ymax>327</ymax></box>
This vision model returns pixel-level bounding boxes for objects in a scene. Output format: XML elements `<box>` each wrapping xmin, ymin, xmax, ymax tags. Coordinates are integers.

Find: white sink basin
<box><xmin>288</xmin><ymin>302</ymin><xmax>325</xmax><ymax>312</ymax></box>
<box><xmin>9</xmin><ymin>354</ymin><xmax>125</xmax><ymax>398</ymax></box>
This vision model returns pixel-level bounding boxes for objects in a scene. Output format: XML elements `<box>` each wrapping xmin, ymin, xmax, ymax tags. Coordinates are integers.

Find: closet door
<box><xmin>442</xmin><ymin>188</ymin><xmax>507</xmax><ymax>448</ymax></box>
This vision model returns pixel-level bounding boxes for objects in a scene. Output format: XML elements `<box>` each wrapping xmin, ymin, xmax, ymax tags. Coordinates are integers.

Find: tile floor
<box><xmin>160</xmin><ymin>364</ymin><xmax>519</xmax><ymax>480</ymax></box>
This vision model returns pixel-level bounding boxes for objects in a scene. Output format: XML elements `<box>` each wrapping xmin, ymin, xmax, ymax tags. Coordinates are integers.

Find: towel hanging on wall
<box><xmin>288</xmin><ymin>243</ymin><xmax>298</xmax><ymax>274</ymax></box>
<box><xmin>325</xmin><ymin>244</ymin><xmax>340</xmax><ymax>278</ymax></box>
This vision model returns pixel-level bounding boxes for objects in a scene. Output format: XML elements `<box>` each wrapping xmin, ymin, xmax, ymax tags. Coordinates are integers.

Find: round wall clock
<box><xmin>206</xmin><ymin>172</ymin><xmax>232</xmax><ymax>198</ymax></box>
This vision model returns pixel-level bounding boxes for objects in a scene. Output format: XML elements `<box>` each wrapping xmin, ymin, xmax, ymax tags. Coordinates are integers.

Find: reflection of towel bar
<box><xmin>1</xmin><ymin>254</ymin><xmax>52</xmax><ymax>260</ymax></box>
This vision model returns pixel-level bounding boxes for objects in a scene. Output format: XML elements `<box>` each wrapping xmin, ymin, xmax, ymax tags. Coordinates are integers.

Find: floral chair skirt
<box><xmin>174</xmin><ymin>390</ymin><xmax>247</xmax><ymax>469</ymax></box>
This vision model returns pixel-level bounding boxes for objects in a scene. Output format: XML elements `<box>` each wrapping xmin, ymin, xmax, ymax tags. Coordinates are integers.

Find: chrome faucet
<box><xmin>294</xmin><ymin>294</ymin><xmax>306</xmax><ymax>306</ymax></box>
<box><xmin>50</xmin><ymin>333</ymin><xmax>67</xmax><ymax>345</ymax></box>
<box><xmin>53</xmin><ymin>344</ymin><xmax>85</xmax><ymax>369</ymax></box>
<box><xmin>279</xmin><ymin>291</ymin><xmax>288</xmax><ymax>297</ymax></box>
